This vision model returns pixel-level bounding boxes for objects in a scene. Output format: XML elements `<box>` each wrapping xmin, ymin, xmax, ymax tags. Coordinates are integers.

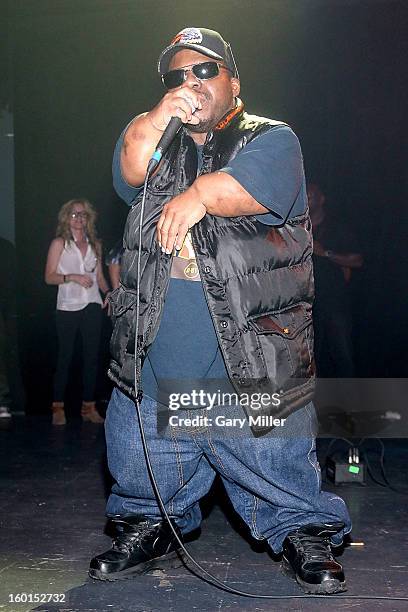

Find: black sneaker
<box><xmin>282</xmin><ymin>522</ymin><xmax>347</xmax><ymax>594</ymax></box>
<box><xmin>89</xmin><ymin>515</ymin><xmax>183</xmax><ymax>581</ymax></box>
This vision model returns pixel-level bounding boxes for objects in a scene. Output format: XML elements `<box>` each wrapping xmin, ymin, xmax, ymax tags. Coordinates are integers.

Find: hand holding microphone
<box><xmin>147</xmin><ymin>88</ymin><xmax>202</xmax><ymax>173</ymax></box>
<box><xmin>119</xmin><ymin>86</ymin><xmax>202</xmax><ymax>184</ymax></box>
<box><xmin>142</xmin><ymin>87</ymin><xmax>207</xmax><ymax>250</ymax></box>
<box><xmin>148</xmin><ymin>87</ymin><xmax>202</xmax><ymax>132</ymax></box>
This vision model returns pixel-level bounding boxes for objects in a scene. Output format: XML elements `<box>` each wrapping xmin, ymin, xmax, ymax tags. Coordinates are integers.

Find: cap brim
<box><xmin>158</xmin><ymin>44</ymin><xmax>223</xmax><ymax>75</ymax></box>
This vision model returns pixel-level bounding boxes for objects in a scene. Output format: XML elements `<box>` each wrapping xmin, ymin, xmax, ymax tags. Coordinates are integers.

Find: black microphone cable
<box><xmin>129</xmin><ymin>150</ymin><xmax>408</xmax><ymax>603</ymax></box>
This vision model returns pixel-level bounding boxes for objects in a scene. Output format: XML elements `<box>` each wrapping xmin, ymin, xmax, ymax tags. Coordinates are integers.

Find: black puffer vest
<box><xmin>108</xmin><ymin>105</ymin><xmax>316</xmax><ymax>435</ymax></box>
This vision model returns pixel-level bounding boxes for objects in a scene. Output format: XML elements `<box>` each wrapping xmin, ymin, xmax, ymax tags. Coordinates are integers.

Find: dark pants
<box><xmin>54</xmin><ymin>303</ymin><xmax>102</xmax><ymax>402</ymax></box>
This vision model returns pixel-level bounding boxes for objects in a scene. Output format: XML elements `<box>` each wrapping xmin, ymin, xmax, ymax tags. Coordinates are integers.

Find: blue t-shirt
<box><xmin>112</xmin><ymin>123</ymin><xmax>307</xmax><ymax>403</ymax></box>
<box><xmin>141</xmin><ymin>144</ymin><xmax>229</xmax><ymax>400</ymax></box>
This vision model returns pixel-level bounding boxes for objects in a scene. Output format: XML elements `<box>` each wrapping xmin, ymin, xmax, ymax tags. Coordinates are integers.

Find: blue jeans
<box><xmin>105</xmin><ymin>388</ymin><xmax>351</xmax><ymax>553</ymax></box>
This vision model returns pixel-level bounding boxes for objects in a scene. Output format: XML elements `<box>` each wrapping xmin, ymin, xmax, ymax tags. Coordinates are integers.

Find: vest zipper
<box><xmin>189</xmin><ymin>229</ymin><xmax>243</xmax><ymax>395</ymax></box>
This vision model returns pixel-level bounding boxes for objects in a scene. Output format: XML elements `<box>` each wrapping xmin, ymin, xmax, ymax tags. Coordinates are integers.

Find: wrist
<box><xmin>190</xmin><ymin>179</ymin><xmax>208</xmax><ymax>213</ymax></box>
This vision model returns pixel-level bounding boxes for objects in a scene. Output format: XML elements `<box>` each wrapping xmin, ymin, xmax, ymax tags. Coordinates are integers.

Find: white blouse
<box><xmin>56</xmin><ymin>240</ymin><xmax>102</xmax><ymax>311</ymax></box>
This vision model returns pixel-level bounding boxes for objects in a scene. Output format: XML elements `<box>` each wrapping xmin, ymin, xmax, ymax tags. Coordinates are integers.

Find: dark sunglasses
<box><xmin>161</xmin><ymin>61</ymin><xmax>231</xmax><ymax>90</ymax></box>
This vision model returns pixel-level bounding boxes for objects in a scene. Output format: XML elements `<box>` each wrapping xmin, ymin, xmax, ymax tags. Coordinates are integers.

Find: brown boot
<box><xmin>81</xmin><ymin>401</ymin><xmax>104</xmax><ymax>424</ymax></box>
<box><xmin>51</xmin><ymin>401</ymin><xmax>66</xmax><ymax>426</ymax></box>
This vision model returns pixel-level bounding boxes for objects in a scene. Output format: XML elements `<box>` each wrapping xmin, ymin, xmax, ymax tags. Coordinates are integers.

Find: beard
<box><xmin>186</xmin><ymin>93</ymin><xmax>235</xmax><ymax>135</ymax></box>
<box><xmin>186</xmin><ymin>117</ymin><xmax>215</xmax><ymax>133</ymax></box>
<box><xmin>187</xmin><ymin>91</ymin><xmax>224</xmax><ymax>134</ymax></box>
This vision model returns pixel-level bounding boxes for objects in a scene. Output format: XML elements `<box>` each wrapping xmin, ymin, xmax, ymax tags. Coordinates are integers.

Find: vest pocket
<box><xmin>109</xmin><ymin>287</ymin><xmax>139</xmax><ymax>370</ymax></box>
<box><xmin>248</xmin><ymin>303</ymin><xmax>311</xmax><ymax>338</ymax></box>
<box><xmin>248</xmin><ymin>303</ymin><xmax>314</xmax><ymax>379</ymax></box>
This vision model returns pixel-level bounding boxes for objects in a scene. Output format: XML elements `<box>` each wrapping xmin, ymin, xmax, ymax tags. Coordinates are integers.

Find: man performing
<box><xmin>89</xmin><ymin>27</ymin><xmax>351</xmax><ymax>595</ymax></box>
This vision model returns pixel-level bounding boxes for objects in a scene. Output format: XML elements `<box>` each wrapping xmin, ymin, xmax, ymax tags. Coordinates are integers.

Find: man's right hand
<box><xmin>120</xmin><ymin>86</ymin><xmax>203</xmax><ymax>187</ymax></box>
<box><xmin>147</xmin><ymin>86</ymin><xmax>202</xmax><ymax>132</ymax></box>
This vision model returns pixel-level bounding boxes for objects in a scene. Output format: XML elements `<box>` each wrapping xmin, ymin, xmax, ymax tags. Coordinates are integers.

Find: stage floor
<box><xmin>1</xmin><ymin>415</ymin><xmax>407</xmax><ymax>612</ymax></box>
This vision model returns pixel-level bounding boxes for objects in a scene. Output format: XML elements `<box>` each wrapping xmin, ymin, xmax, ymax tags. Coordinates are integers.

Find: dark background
<box><xmin>2</xmin><ymin>0</ymin><xmax>408</xmax><ymax>412</ymax></box>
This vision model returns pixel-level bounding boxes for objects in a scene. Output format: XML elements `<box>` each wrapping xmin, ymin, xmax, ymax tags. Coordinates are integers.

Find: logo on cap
<box><xmin>171</xmin><ymin>27</ymin><xmax>203</xmax><ymax>46</ymax></box>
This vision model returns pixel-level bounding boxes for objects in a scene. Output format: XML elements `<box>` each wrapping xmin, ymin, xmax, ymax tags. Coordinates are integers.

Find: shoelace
<box><xmin>288</xmin><ymin>533</ymin><xmax>335</xmax><ymax>563</ymax></box>
<box><xmin>112</xmin><ymin>521</ymin><xmax>158</xmax><ymax>553</ymax></box>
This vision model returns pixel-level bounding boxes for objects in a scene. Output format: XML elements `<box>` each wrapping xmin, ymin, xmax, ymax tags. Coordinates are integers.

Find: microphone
<box><xmin>147</xmin><ymin>116</ymin><xmax>183</xmax><ymax>174</ymax></box>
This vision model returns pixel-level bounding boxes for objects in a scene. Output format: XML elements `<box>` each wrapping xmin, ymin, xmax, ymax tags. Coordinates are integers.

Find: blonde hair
<box><xmin>56</xmin><ymin>198</ymin><xmax>98</xmax><ymax>252</ymax></box>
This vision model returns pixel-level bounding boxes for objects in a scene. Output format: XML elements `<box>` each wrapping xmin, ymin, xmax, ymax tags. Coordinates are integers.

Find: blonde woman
<box><xmin>45</xmin><ymin>198</ymin><xmax>110</xmax><ymax>425</ymax></box>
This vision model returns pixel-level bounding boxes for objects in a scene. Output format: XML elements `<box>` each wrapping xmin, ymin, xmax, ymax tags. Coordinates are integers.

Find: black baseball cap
<box><xmin>158</xmin><ymin>27</ymin><xmax>239</xmax><ymax>78</ymax></box>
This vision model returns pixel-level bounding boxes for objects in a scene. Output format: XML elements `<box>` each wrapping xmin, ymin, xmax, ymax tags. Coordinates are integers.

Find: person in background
<box><xmin>0</xmin><ymin>237</ymin><xmax>18</xmax><ymax>418</ymax></box>
<box><xmin>45</xmin><ymin>198</ymin><xmax>110</xmax><ymax>425</ymax></box>
<box><xmin>307</xmin><ymin>183</ymin><xmax>363</xmax><ymax>377</ymax></box>
<box><xmin>0</xmin><ymin>309</ymin><xmax>12</xmax><ymax>419</ymax></box>
<box><xmin>105</xmin><ymin>240</ymin><xmax>124</xmax><ymax>290</ymax></box>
